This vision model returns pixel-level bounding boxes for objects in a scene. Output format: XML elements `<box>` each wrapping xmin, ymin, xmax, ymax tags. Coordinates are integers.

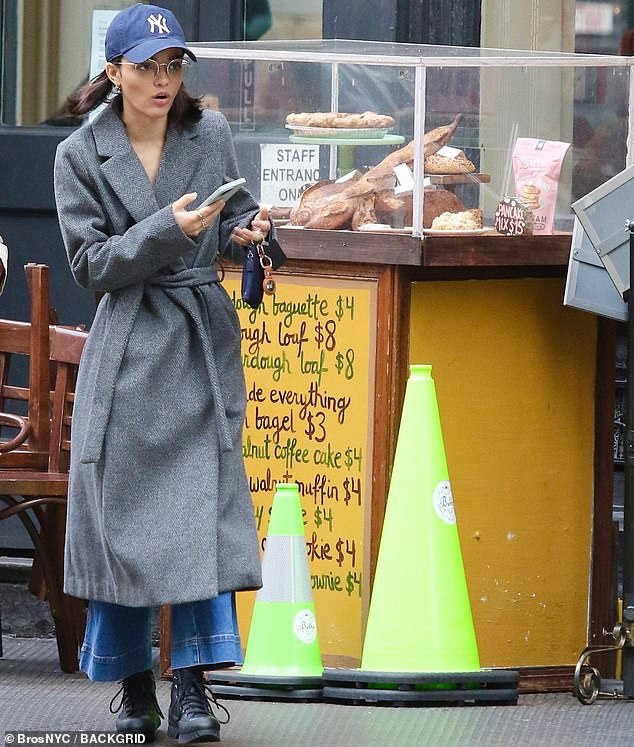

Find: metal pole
<box><xmin>573</xmin><ymin>226</ymin><xmax>634</xmax><ymax>704</ymax></box>
<box><xmin>623</xmin><ymin>223</ymin><xmax>634</xmax><ymax>697</ymax></box>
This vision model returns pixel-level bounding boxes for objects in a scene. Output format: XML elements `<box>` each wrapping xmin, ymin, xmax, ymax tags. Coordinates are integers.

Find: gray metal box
<box><xmin>571</xmin><ymin>164</ymin><xmax>634</xmax><ymax>298</ymax></box>
<box><xmin>563</xmin><ymin>217</ymin><xmax>627</xmax><ymax>321</ymax></box>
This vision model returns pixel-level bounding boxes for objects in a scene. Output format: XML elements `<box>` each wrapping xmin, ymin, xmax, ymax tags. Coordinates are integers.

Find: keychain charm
<box><xmin>263</xmin><ymin>267</ymin><xmax>276</xmax><ymax>295</ymax></box>
<box><xmin>257</xmin><ymin>242</ymin><xmax>276</xmax><ymax>295</ymax></box>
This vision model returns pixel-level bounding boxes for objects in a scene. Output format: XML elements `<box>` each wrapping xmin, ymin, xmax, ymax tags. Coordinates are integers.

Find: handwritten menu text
<box><xmin>224</xmin><ymin>272</ymin><xmax>377</xmax><ymax>661</ymax></box>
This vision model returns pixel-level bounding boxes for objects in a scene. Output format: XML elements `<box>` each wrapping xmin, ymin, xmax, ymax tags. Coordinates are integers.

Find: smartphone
<box><xmin>197</xmin><ymin>177</ymin><xmax>246</xmax><ymax>208</ymax></box>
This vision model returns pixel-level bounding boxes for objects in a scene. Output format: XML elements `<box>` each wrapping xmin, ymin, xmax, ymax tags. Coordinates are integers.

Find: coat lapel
<box><xmin>154</xmin><ymin>120</ymin><xmax>206</xmax><ymax>271</ymax></box>
<box><xmin>154</xmin><ymin>121</ymin><xmax>205</xmax><ymax>208</ymax></box>
<box><xmin>92</xmin><ymin>107</ymin><xmax>159</xmax><ymax>224</ymax></box>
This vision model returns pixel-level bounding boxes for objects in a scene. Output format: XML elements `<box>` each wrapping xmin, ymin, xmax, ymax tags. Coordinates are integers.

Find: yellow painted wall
<box><xmin>409</xmin><ymin>277</ymin><xmax>596</xmax><ymax>667</ymax></box>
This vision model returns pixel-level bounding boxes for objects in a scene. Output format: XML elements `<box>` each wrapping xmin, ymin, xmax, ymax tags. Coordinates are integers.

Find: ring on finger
<box><xmin>197</xmin><ymin>210</ymin><xmax>207</xmax><ymax>229</ymax></box>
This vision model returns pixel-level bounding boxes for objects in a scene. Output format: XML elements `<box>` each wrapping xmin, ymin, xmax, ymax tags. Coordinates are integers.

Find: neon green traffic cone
<box><xmin>241</xmin><ymin>482</ymin><xmax>323</xmax><ymax>677</ymax></box>
<box><xmin>361</xmin><ymin>364</ymin><xmax>480</xmax><ymax>673</ymax></box>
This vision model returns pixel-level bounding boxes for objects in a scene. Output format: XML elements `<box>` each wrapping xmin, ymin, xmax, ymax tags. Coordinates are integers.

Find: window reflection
<box><xmin>255</xmin><ymin>0</ymin><xmax>322</xmax><ymax>40</ymax></box>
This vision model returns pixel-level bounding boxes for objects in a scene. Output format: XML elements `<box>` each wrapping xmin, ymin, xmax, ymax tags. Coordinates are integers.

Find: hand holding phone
<box><xmin>197</xmin><ymin>177</ymin><xmax>246</xmax><ymax>209</ymax></box>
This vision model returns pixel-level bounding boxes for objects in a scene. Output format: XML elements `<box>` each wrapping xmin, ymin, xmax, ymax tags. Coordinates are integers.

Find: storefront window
<box><xmin>0</xmin><ymin>0</ymin><xmax>322</xmax><ymax>127</ymax></box>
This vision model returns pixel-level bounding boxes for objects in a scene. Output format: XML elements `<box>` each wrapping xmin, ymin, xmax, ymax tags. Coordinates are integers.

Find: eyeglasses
<box><xmin>116</xmin><ymin>58</ymin><xmax>189</xmax><ymax>77</ymax></box>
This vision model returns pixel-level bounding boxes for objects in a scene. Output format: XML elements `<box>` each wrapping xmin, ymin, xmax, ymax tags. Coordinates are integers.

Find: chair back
<box><xmin>47</xmin><ymin>326</ymin><xmax>87</xmax><ymax>474</ymax></box>
<box><xmin>0</xmin><ymin>264</ymin><xmax>51</xmax><ymax>468</ymax></box>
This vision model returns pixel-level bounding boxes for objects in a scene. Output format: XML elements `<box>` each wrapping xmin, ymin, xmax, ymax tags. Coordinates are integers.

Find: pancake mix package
<box><xmin>512</xmin><ymin>138</ymin><xmax>570</xmax><ymax>234</ymax></box>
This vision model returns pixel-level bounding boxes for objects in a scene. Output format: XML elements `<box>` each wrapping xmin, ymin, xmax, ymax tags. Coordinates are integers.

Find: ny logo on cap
<box><xmin>147</xmin><ymin>13</ymin><xmax>170</xmax><ymax>34</ymax></box>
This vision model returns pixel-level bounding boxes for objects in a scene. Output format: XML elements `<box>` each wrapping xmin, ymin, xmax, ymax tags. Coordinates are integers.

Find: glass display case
<box><xmin>186</xmin><ymin>39</ymin><xmax>631</xmax><ymax>239</ymax></box>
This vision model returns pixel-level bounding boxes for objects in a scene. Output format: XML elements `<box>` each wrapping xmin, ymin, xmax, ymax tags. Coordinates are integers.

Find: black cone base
<box><xmin>206</xmin><ymin>670</ymin><xmax>323</xmax><ymax>702</ymax></box>
<box><xmin>323</xmin><ymin>668</ymin><xmax>519</xmax><ymax>707</ymax></box>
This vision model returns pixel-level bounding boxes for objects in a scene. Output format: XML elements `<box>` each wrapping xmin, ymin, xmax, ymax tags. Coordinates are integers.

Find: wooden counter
<box><xmin>273</xmin><ymin>228</ymin><xmax>615</xmax><ymax>685</ymax></box>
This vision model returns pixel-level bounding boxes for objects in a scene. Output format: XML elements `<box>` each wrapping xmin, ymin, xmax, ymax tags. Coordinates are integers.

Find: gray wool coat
<box><xmin>54</xmin><ymin>105</ymin><xmax>263</xmax><ymax>606</ymax></box>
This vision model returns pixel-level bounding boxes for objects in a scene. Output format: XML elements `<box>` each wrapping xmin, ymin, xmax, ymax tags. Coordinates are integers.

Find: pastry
<box><xmin>430</xmin><ymin>209</ymin><xmax>483</xmax><ymax>231</ymax></box>
<box><xmin>286</xmin><ymin>111</ymin><xmax>395</xmax><ymax>129</ymax></box>
<box><xmin>424</xmin><ymin>152</ymin><xmax>476</xmax><ymax>174</ymax></box>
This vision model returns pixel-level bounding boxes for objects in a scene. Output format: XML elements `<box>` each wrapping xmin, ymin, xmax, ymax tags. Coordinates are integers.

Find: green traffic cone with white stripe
<box><xmin>241</xmin><ymin>482</ymin><xmax>323</xmax><ymax>677</ymax></box>
<box><xmin>361</xmin><ymin>364</ymin><xmax>480</xmax><ymax>673</ymax></box>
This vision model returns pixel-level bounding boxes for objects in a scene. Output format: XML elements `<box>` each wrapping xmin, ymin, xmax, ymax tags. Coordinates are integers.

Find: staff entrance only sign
<box><xmin>260</xmin><ymin>143</ymin><xmax>320</xmax><ymax>207</ymax></box>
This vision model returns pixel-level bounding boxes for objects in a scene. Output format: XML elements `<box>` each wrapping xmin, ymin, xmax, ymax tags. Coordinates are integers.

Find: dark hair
<box><xmin>64</xmin><ymin>68</ymin><xmax>203</xmax><ymax>127</ymax></box>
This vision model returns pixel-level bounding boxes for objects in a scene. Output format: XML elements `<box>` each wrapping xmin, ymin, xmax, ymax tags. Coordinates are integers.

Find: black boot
<box><xmin>168</xmin><ymin>666</ymin><xmax>230</xmax><ymax>744</ymax></box>
<box><xmin>109</xmin><ymin>669</ymin><xmax>163</xmax><ymax>742</ymax></box>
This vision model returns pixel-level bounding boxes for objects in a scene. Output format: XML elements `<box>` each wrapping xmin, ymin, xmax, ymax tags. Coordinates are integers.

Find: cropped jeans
<box><xmin>80</xmin><ymin>592</ymin><xmax>243</xmax><ymax>682</ymax></box>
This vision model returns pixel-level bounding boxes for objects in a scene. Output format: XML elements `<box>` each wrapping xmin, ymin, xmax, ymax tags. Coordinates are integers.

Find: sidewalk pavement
<box><xmin>1</xmin><ymin>636</ymin><xmax>633</xmax><ymax>747</ymax></box>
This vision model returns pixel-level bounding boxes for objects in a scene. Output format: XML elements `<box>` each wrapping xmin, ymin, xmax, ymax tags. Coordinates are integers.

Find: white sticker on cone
<box><xmin>293</xmin><ymin>609</ymin><xmax>317</xmax><ymax>644</ymax></box>
<box><xmin>433</xmin><ymin>481</ymin><xmax>456</xmax><ymax>525</ymax></box>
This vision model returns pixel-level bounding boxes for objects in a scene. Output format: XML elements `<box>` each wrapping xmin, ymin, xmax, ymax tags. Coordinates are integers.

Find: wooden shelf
<box><xmin>420</xmin><ymin>232</ymin><xmax>572</xmax><ymax>268</ymax></box>
<box><xmin>276</xmin><ymin>226</ymin><xmax>572</xmax><ymax>275</ymax></box>
<box><xmin>427</xmin><ymin>173</ymin><xmax>491</xmax><ymax>186</ymax></box>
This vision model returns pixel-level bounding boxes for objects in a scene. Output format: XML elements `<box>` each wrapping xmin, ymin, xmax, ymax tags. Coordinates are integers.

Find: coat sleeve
<box><xmin>54</xmin><ymin>139</ymin><xmax>196</xmax><ymax>293</ymax></box>
<box><xmin>211</xmin><ymin>113</ymin><xmax>270</xmax><ymax>266</ymax></box>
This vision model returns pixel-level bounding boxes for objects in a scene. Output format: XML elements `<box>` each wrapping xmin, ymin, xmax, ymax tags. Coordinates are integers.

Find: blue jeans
<box><xmin>80</xmin><ymin>592</ymin><xmax>243</xmax><ymax>682</ymax></box>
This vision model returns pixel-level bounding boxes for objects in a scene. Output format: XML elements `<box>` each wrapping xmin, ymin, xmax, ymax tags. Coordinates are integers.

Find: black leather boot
<box><xmin>109</xmin><ymin>669</ymin><xmax>163</xmax><ymax>742</ymax></box>
<box><xmin>167</xmin><ymin>666</ymin><xmax>229</xmax><ymax>744</ymax></box>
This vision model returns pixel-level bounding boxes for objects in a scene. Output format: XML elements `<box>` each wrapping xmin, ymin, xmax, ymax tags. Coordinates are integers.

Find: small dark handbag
<box><xmin>241</xmin><ymin>241</ymin><xmax>273</xmax><ymax>309</ymax></box>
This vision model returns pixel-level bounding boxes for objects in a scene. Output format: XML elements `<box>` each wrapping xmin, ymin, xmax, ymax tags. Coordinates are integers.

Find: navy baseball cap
<box><xmin>105</xmin><ymin>3</ymin><xmax>197</xmax><ymax>63</ymax></box>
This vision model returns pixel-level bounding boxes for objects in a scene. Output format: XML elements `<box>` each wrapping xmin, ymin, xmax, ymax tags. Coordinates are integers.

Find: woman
<box><xmin>54</xmin><ymin>4</ymin><xmax>267</xmax><ymax>742</ymax></box>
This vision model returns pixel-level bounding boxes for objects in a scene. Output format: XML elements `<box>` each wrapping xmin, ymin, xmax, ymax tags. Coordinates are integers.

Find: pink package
<box><xmin>512</xmin><ymin>138</ymin><xmax>570</xmax><ymax>234</ymax></box>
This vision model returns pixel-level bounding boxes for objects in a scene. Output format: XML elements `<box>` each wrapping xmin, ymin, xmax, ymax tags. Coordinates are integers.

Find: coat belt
<box><xmin>79</xmin><ymin>265</ymin><xmax>233</xmax><ymax>465</ymax></box>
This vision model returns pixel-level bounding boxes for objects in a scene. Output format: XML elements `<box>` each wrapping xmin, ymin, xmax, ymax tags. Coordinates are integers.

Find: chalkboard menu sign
<box><xmin>223</xmin><ymin>269</ymin><xmax>378</xmax><ymax>662</ymax></box>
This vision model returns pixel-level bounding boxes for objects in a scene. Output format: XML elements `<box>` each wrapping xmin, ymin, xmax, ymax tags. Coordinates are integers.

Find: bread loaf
<box><xmin>269</xmin><ymin>206</ymin><xmax>292</xmax><ymax>221</ymax></box>
<box><xmin>423</xmin><ymin>189</ymin><xmax>465</xmax><ymax>228</ymax></box>
<box><xmin>425</xmin><ymin>153</ymin><xmax>475</xmax><ymax>174</ymax></box>
<box><xmin>374</xmin><ymin>188</ymin><xmax>465</xmax><ymax>229</ymax></box>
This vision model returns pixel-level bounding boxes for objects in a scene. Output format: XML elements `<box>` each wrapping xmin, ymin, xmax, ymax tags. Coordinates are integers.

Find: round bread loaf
<box><xmin>423</xmin><ymin>189</ymin><xmax>465</xmax><ymax>228</ymax></box>
<box><xmin>374</xmin><ymin>187</ymin><xmax>465</xmax><ymax>228</ymax></box>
